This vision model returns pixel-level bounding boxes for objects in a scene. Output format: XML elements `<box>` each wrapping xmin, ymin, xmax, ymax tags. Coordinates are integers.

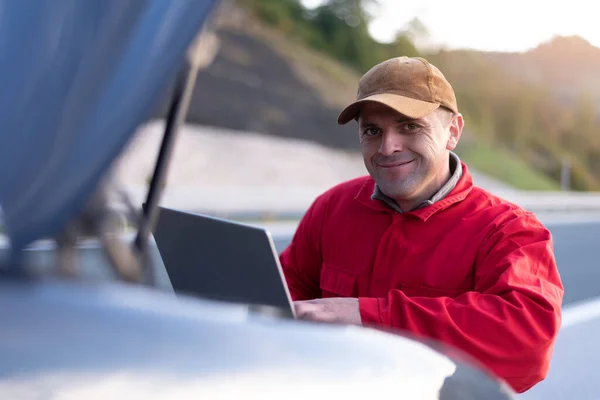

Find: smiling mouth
<box><xmin>377</xmin><ymin>159</ymin><xmax>415</xmax><ymax>168</ymax></box>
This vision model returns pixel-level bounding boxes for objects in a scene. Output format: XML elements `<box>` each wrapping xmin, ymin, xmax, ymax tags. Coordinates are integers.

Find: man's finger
<box><xmin>294</xmin><ymin>302</ymin><xmax>329</xmax><ymax>322</ymax></box>
<box><xmin>294</xmin><ymin>302</ymin><xmax>317</xmax><ymax>319</ymax></box>
<box><xmin>297</xmin><ymin>308</ymin><xmax>336</xmax><ymax>324</ymax></box>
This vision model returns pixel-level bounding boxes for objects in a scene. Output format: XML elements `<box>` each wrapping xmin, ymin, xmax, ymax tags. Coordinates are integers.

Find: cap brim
<box><xmin>337</xmin><ymin>93</ymin><xmax>440</xmax><ymax>125</ymax></box>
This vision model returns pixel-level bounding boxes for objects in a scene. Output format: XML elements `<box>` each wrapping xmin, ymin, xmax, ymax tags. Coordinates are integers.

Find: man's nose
<box><xmin>378</xmin><ymin>130</ymin><xmax>403</xmax><ymax>156</ymax></box>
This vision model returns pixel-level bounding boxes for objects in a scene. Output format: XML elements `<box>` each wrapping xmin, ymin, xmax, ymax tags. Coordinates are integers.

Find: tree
<box><xmin>399</xmin><ymin>17</ymin><xmax>434</xmax><ymax>52</ymax></box>
<box><xmin>245</xmin><ymin>0</ymin><xmax>305</xmax><ymax>31</ymax></box>
<box><xmin>307</xmin><ymin>0</ymin><xmax>385</xmax><ymax>71</ymax></box>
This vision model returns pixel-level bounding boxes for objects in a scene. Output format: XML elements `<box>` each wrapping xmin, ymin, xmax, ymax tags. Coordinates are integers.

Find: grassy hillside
<box><xmin>481</xmin><ymin>36</ymin><xmax>600</xmax><ymax>109</ymax></box>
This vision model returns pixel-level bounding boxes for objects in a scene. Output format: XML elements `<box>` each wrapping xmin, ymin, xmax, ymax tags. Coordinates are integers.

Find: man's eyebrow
<box><xmin>396</xmin><ymin>117</ymin><xmax>422</xmax><ymax>123</ymax></box>
<box><xmin>359</xmin><ymin>117</ymin><xmax>425</xmax><ymax>127</ymax></box>
<box><xmin>359</xmin><ymin>121</ymin><xmax>378</xmax><ymax>128</ymax></box>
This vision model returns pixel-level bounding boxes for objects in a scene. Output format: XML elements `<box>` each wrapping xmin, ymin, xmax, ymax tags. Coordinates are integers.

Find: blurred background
<box><xmin>120</xmin><ymin>0</ymin><xmax>600</xmax><ymax>194</ymax></box>
<box><xmin>99</xmin><ymin>0</ymin><xmax>600</xmax><ymax>228</ymax></box>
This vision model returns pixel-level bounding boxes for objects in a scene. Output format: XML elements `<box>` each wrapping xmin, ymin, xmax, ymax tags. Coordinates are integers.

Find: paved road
<box><xmin>517</xmin><ymin>221</ymin><xmax>600</xmax><ymax>399</ymax></box>
<box><xmin>544</xmin><ymin>222</ymin><xmax>600</xmax><ymax>305</ymax></box>
<box><xmin>519</xmin><ymin>308</ymin><xmax>600</xmax><ymax>399</ymax></box>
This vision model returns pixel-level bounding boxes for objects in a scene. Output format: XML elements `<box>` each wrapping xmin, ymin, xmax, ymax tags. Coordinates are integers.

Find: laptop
<box><xmin>151</xmin><ymin>206</ymin><xmax>296</xmax><ymax>319</ymax></box>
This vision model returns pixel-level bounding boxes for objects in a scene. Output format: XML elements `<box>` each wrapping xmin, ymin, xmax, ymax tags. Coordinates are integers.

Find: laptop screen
<box><xmin>152</xmin><ymin>207</ymin><xmax>295</xmax><ymax>316</ymax></box>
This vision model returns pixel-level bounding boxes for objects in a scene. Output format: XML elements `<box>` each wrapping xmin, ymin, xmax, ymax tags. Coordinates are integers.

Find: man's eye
<box><xmin>402</xmin><ymin>123</ymin><xmax>419</xmax><ymax>132</ymax></box>
<box><xmin>363</xmin><ymin>127</ymin><xmax>380</xmax><ymax>136</ymax></box>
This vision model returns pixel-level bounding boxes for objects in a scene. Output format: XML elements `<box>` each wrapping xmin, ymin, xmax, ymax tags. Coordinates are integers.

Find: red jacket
<box><xmin>280</xmin><ymin>163</ymin><xmax>563</xmax><ymax>393</ymax></box>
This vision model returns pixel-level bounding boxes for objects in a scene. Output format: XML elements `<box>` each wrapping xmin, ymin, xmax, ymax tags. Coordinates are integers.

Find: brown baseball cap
<box><xmin>337</xmin><ymin>56</ymin><xmax>458</xmax><ymax>125</ymax></box>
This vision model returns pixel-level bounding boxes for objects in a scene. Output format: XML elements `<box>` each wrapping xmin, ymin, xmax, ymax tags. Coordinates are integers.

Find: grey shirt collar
<box><xmin>371</xmin><ymin>152</ymin><xmax>463</xmax><ymax>213</ymax></box>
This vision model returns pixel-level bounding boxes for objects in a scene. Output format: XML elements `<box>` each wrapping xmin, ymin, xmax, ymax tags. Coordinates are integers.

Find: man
<box><xmin>279</xmin><ymin>56</ymin><xmax>563</xmax><ymax>393</ymax></box>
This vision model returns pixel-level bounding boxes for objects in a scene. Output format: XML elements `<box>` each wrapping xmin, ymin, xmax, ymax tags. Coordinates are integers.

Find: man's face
<box><xmin>358</xmin><ymin>102</ymin><xmax>463</xmax><ymax>204</ymax></box>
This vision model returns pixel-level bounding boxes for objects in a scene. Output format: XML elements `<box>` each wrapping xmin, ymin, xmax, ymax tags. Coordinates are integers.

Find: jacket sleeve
<box><xmin>358</xmin><ymin>211</ymin><xmax>564</xmax><ymax>393</ymax></box>
<box><xmin>279</xmin><ymin>195</ymin><xmax>327</xmax><ymax>301</ymax></box>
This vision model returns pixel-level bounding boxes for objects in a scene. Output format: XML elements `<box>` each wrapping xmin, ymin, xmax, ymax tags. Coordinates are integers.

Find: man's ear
<box><xmin>446</xmin><ymin>113</ymin><xmax>464</xmax><ymax>151</ymax></box>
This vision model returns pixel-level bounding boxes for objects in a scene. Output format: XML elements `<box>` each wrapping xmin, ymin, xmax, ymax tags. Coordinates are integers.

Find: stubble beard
<box><xmin>376</xmin><ymin>169</ymin><xmax>425</xmax><ymax>202</ymax></box>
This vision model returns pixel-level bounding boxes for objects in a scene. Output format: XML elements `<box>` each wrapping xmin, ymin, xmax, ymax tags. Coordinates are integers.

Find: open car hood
<box><xmin>0</xmin><ymin>0</ymin><xmax>217</xmax><ymax>250</ymax></box>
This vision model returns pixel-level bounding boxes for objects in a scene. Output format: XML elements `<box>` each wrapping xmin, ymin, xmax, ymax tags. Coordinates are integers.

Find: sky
<box><xmin>300</xmin><ymin>0</ymin><xmax>600</xmax><ymax>52</ymax></box>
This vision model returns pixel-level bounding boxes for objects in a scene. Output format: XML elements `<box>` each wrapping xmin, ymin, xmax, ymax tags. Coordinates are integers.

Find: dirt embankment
<box><xmin>152</xmin><ymin>15</ymin><xmax>362</xmax><ymax>151</ymax></box>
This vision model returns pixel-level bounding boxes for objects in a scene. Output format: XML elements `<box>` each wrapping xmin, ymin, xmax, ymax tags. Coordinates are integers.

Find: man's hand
<box><xmin>294</xmin><ymin>297</ymin><xmax>362</xmax><ymax>325</ymax></box>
